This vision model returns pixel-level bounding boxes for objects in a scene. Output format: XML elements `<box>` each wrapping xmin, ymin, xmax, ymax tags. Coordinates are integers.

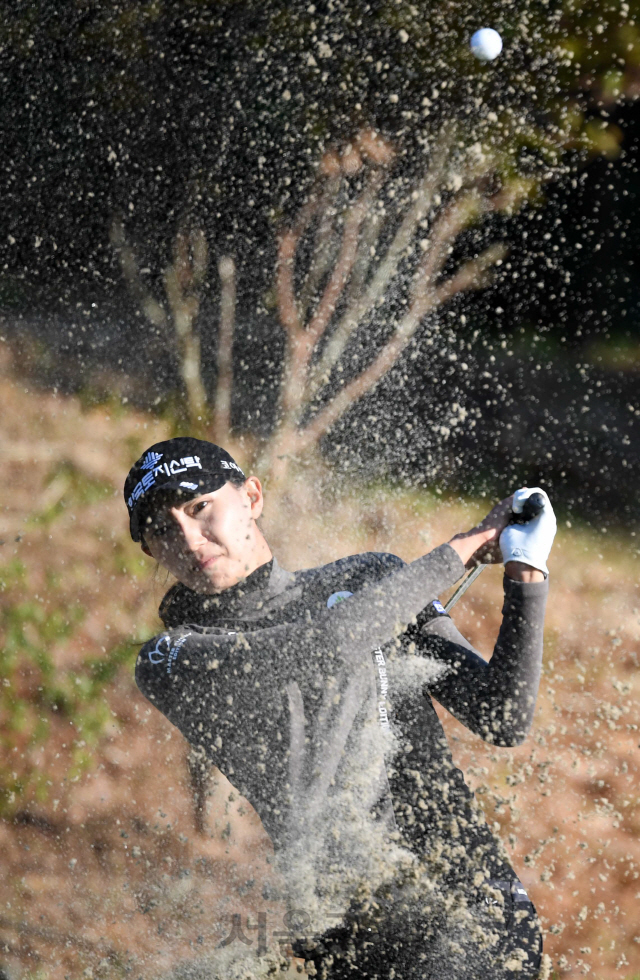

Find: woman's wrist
<box><xmin>448</xmin><ymin>537</ymin><xmax>545</xmax><ymax>581</ymax></box>
<box><xmin>448</xmin><ymin>529</ymin><xmax>493</xmax><ymax>567</ymax></box>
<box><xmin>505</xmin><ymin>561</ymin><xmax>545</xmax><ymax>583</ymax></box>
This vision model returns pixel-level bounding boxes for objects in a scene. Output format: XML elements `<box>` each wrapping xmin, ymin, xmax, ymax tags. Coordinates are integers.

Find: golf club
<box><xmin>444</xmin><ymin>492</ymin><xmax>546</xmax><ymax>613</ymax></box>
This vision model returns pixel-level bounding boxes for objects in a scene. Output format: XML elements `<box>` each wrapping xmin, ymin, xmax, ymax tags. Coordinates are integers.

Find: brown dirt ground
<box><xmin>1</xmin><ymin>347</ymin><xmax>639</xmax><ymax>979</ymax></box>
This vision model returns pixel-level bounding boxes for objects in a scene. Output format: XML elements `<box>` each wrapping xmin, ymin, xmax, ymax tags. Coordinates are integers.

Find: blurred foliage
<box><xmin>0</xmin><ymin>556</ymin><xmax>138</xmax><ymax>816</ymax></box>
<box><xmin>26</xmin><ymin>460</ymin><xmax>114</xmax><ymax>529</ymax></box>
<box><xmin>0</xmin><ymin>452</ymin><xmax>143</xmax><ymax>818</ymax></box>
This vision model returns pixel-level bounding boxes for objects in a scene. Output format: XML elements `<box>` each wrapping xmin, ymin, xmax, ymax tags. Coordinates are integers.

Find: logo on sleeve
<box><xmin>327</xmin><ymin>591</ymin><xmax>354</xmax><ymax>609</ymax></box>
<box><xmin>432</xmin><ymin>600</ymin><xmax>447</xmax><ymax>615</ymax></box>
<box><xmin>147</xmin><ymin>633</ymin><xmax>192</xmax><ymax>674</ymax></box>
<box><xmin>373</xmin><ymin>648</ymin><xmax>391</xmax><ymax>731</ymax></box>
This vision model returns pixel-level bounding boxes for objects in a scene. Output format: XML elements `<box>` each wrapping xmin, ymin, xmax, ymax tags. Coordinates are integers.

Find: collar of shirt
<box><xmin>158</xmin><ymin>556</ymin><xmax>299</xmax><ymax>627</ymax></box>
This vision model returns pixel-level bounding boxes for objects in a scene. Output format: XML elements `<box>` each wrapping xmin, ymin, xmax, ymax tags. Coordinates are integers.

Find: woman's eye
<box><xmin>193</xmin><ymin>501</ymin><xmax>208</xmax><ymax>515</ymax></box>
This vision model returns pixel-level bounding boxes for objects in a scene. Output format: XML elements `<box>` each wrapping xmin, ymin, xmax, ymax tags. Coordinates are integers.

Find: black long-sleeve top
<box><xmin>135</xmin><ymin>544</ymin><xmax>548</xmax><ymax>901</ymax></box>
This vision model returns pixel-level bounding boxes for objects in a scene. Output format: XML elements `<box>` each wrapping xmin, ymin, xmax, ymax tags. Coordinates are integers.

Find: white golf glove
<box><xmin>499</xmin><ymin>487</ymin><xmax>557</xmax><ymax>577</ymax></box>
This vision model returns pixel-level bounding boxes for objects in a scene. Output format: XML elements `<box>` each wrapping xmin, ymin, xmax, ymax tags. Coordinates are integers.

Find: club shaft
<box><xmin>444</xmin><ymin>564</ymin><xmax>486</xmax><ymax>613</ymax></box>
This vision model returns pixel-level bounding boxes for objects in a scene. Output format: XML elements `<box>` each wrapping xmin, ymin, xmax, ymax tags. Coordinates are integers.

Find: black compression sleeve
<box><xmin>418</xmin><ymin>575</ymin><xmax>549</xmax><ymax>746</ymax></box>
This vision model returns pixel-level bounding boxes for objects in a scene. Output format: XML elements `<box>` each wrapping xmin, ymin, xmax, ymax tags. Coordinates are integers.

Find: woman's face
<box><xmin>141</xmin><ymin>477</ymin><xmax>269</xmax><ymax>594</ymax></box>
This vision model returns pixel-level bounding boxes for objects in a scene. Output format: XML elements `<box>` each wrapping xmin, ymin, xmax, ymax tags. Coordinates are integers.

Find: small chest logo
<box><xmin>327</xmin><ymin>591</ymin><xmax>354</xmax><ymax>609</ymax></box>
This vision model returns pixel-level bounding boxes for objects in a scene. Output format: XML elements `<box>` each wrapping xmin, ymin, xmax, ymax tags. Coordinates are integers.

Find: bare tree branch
<box><xmin>276</xmin><ymin>169</ymin><xmax>385</xmax><ymax>443</ymax></box>
<box><xmin>342</xmin><ymin>205</ymin><xmax>385</xmax><ymax>317</ymax></box>
<box><xmin>113</xmin><ymin>126</ymin><xmax>511</xmax><ymax>495</ymax></box>
<box><xmin>275</xmin><ymin>228</ymin><xmax>304</xmax><ymax>340</ymax></box>
<box><xmin>305</xmin><ymin>202</ymin><xmax>383</xmax><ymax>401</ymax></box>
<box><xmin>298</xmin><ymin>175</ymin><xmax>342</xmax><ymax>322</ymax></box>
<box><xmin>275</xmin><ymin>159</ymin><xmax>342</xmax><ymax>340</ymax></box>
<box><xmin>411</xmin><ymin>190</ymin><xmax>483</xmax><ymax>301</ymax></box>
<box><xmin>213</xmin><ymin>255</ymin><xmax>236</xmax><ymax>443</ymax></box>
<box><xmin>190</xmin><ymin>227</ymin><xmax>209</xmax><ymax>286</ymax></box>
<box><xmin>303</xmin><ymin>169</ymin><xmax>385</xmax><ymax>374</ymax></box>
<box><xmin>274</xmin><ymin>132</ymin><xmax>397</xmax><ymax>449</ymax></box>
<box><xmin>112</xmin><ymin>217</ymin><xmax>211</xmax><ymax>426</ymax></box>
<box><xmin>288</xmin><ymin>194</ymin><xmax>505</xmax><ymax>459</ymax></box>
<box><xmin>433</xmin><ymin>242</ymin><xmax>507</xmax><ymax>306</ymax></box>
<box><xmin>110</xmin><ymin>217</ymin><xmax>167</xmax><ymax>328</ymax></box>
<box><xmin>311</xmin><ymin>126</ymin><xmax>458</xmax><ymax>385</ymax></box>
<box><xmin>263</xmin><ymin>129</ymin><xmax>510</xmax><ymax>485</ymax></box>
<box><xmin>163</xmin><ymin>234</ymin><xmax>209</xmax><ymax>426</ymax></box>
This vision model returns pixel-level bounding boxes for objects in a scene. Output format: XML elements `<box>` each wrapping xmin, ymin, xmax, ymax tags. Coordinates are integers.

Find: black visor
<box><xmin>124</xmin><ymin>437</ymin><xmax>245</xmax><ymax>542</ymax></box>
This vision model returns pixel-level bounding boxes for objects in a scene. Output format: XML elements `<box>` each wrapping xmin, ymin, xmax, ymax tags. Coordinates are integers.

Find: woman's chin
<box><xmin>191</xmin><ymin>564</ymin><xmax>235</xmax><ymax>594</ymax></box>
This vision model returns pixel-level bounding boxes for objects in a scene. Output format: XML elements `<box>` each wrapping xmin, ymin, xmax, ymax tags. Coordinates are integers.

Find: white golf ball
<box><xmin>470</xmin><ymin>28</ymin><xmax>503</xmax><ymax>62</ymax></box>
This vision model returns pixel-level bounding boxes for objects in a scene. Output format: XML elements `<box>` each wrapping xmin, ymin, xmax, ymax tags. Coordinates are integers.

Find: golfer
<box><xmin>124</xmin><ymin>437</ymin><xmax>556</xmax><ymax>979</ymax></box>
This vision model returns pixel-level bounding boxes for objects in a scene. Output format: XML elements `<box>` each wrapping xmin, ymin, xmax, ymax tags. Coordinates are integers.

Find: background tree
<box><xmin>112</xmin><ymin>93</ymin><xmax>601</xmax><ymax>494</ymax></box>
<box><xmin>1</xmin><ymin>0</ymin><xmax>639</xmax><ymax>515</ymax></box>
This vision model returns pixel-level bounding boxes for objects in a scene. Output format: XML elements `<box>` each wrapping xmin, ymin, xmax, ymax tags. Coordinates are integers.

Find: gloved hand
<box><xmin>499</xmin><ymin>487</ymin><xmax>557</xmax><ymax>577</ymax></box>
